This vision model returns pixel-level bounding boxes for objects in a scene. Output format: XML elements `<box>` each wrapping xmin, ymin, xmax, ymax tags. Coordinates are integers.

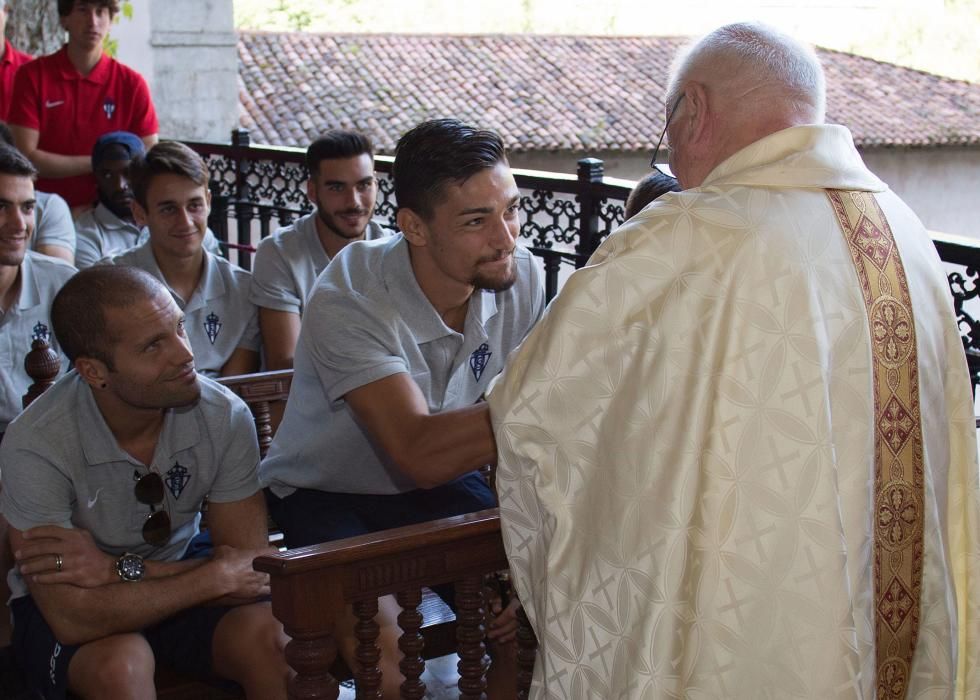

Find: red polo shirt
<box><xmin>0</xmin><ymin>39</ymin><xmax>32</xmax><ymax>121</ymax></box>
<box><xmin>7</xmin><ymin>47</ymin><xmax>158</xmax><ymax>208</ymax></box>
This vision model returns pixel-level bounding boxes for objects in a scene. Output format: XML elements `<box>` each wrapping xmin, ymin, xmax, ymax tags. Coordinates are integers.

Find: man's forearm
<box><xmin>24</xmin><ymin>149</ymin><xmax>91</xmax><ymax>179</ymax></box>
<box><xmin>399</xmin><ymin>403</ymin><xmax>496</xmax><ymax>488</ymax></box>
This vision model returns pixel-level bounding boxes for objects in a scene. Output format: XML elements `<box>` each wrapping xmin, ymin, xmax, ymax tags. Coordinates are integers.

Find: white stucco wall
<box><xmin>510</xmin><ymin>146</ymin><xmax>980</xmax><ymax>239</ymax></box>
<box><xmin>112</xmin><ymin>0</ymin><xmax>238</xmax><ymax>142</ymax></box>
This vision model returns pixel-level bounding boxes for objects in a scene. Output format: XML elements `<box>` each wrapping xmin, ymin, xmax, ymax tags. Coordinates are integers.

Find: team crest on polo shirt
<box><xmin>165</xmin><ymin>462</ymin><xmax>191</xmax><ymax>500</ymax></box>
<box><xmin>204</xmin><ymin>312</ymin><xmax>222</xmax><ymax>344</ymax></box>
<box><xmin>103</xmin><ymin>98</ymin><xmax>116</xmax><ymax>119</ymax></box>
<box><xmin>469</xmin><ymin>343</ymin><xmax>492</xmax><ymax>381</ymax></box>
<box><xmin>31</xmin><ymin>321</ymin><xmax>50</xmax><ymax>343</ymax></box>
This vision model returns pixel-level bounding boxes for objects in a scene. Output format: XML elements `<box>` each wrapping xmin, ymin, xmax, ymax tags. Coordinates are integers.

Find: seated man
<box><xmin>0</xmin><ymin>122</ymin><xmax>76</xmax><ymax>264</ymax></box>
<box><xmin>0</xmin><ymin>265</ymin><xmax>289</xmax><ymax>699</ymax></box>
<box><xmin>250</xmin><ymin>129</ymin><xmax>391</xmax><ymax>369</ymax></box>
<box><xmin>106</xmin><ymin>141</ymin><xmax>260</xmax><ymax>377</ymax></box>
<box><xmin>260</xmin><ymin>118</ymin><xmax>545</xmax><ymax>697</ymax></box>
<box><xmin>0</xmin><ymin>143</ymin><xmax>74</xmax><ymax>435</ymax></box>
<box><xmin>73</xmin><ymin>131</ymin><xmax>145</xmax><ymax>268</ymax></box>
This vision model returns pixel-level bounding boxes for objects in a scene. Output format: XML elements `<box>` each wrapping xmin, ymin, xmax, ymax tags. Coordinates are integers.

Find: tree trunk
<box><xmin>5</xmin><ymin>0</ymin><xmax>63</xmax><ymax>57</ymax></box>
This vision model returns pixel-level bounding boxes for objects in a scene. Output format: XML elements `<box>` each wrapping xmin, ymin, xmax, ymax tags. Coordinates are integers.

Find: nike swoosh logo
<box><xmin>87</xmin><ymin>488</ymin><xmax>103</xmax><ymax>509</ymax></box>
<box><xmin>45</xmin><ymin>100</ymin><xmax>64</xmax><ymax>109</ymax></box>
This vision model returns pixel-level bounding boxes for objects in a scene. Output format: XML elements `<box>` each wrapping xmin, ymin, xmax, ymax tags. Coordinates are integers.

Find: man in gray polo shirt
<box><xmin>0</xmin><ymin>143</ymin><xmax>75</xmax><ymax>434</ymax></box>
<box><xmin>261</xmin><ymin>118</ymin><xmax>543</xmax><ymax>695</ymax></box>
<box><xmin>106</xmin><ymin>141</ymin><xmax>260</xmax><ymax>378</ymax></box>
<box><xmin>0</xmin><ymin>265</ymin><xmax>288</xmax><ymax>699</ymax></box>
<box><xmin>250</xmin><ymin>129</ymin><xmax>390</xmax><ymax>369</ymax></box>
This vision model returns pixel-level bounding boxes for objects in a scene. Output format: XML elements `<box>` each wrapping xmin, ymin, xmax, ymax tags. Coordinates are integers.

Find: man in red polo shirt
<box><xmin>0</xmin><ymin>0</ymin><xmax>31</xmax><ymax>121</ymax></box>
<box><xmin>8</xmin><ymin>0</ymin><xmax>157</xmax><ymax>213</ymax></box>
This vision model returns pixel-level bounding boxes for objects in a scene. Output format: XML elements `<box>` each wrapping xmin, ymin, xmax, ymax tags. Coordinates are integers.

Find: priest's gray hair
<box><xmin>666</xmin><ymin>22</ymin><xmax>826</xmax><ymax>124</ymax></box>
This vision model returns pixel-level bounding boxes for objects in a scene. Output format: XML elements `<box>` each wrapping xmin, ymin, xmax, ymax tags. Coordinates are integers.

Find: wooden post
<box><xmin>22</xmin><ymin>337</ymin><xmax>60</xmax><ymax>409</ymax></box>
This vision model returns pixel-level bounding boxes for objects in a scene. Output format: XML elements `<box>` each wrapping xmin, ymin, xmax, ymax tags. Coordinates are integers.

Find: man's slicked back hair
<box><xmin>51</xmin><ymin>266</ymin><xmax>166</xmax><ymax>369</ymax></box>
<box><xmin>624</xmin><ymin>171</ymin><xmax>681</xmax><ymax>219</ymax></box>
<box><xmin>393</xmin><ymin>118</ymin><xmax>507</xmax><ymax>220</ymax></box>
<box><xmin>306</xmin><ymin>129</ymin><xmax>374</xmax><ymax>175</ymax></box>
<box><xmin>129</xmin><ymin>141</ymin><xmax>209</xmax><ymax>209</ymax></box>
<box><xmin>0</xmin><ymin>142</ymin><xmax>37</xmax><ymax>178</ymax></box>
<box><xmin>57</xmin><ymin>0</ymin><xmax>119</xmax><ymax>17</ymax></box>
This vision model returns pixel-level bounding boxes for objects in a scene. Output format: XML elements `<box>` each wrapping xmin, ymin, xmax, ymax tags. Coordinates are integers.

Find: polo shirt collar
<box><xmin>52</xmin><ymin>46</ymin><xmax>110</xmax><ymax>84</ymax></box>
<box><xmin>94</xmin><ymin>203</ymin><xmax>140</xmax><ymax>234</ymax></box>
<box><xmin>298</xmin><ymin>211</ymin><xmax>331</xmax><ymax>269</ymax></box>
<box><xmin>382</xmin><ymin>236</ymin><xmax>498</xmax><ymax>344</ymax></box>
<box><xmin>76</xmin><ymin>374</ymin><xmax>201</xmax><ymax>467</ymax></box>
<box><xmin>16</xmin><ymin>252</ymin><xmax>41</xmax><ymax>311</ymax></box>
<box><xmin>131</xmin><ymin>241</ymin><xmax>224</xmax><ymax>311</ymax></box>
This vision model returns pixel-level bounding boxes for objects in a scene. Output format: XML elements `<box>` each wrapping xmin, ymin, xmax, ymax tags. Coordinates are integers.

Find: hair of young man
<box><xmin>624</xmin><ymin>171</ymin><xmax>681</xmax><ymax>219</ymax></box>
<box><xmin>0</xmin><ymin>142</ymin><xmax>37</xmax><ymax>179</ymax></box>
<box><xmin>0</xmin><ymin>121</ymin><xmax>13</xmax><ymax>147</ymax></box>
<box><xmin>665</xmin><ymin>22</ymin><xmax>826</xmax><ymax>126</ymax></box>
<box><xmin>305</xmin><ymin>129</ymin><xmax>374</xmax><ymax>176</ymax></box>
<box><xmin>129</xmin><ymin>140</ymin><xmax>210</xmax><ymax>210</ymax></box>
<box><xmin>51</xmin><ymin>266</ymin><xmax>165</xmax><ymax>369</ymax></box>
<box><xmin>57</xmin><ymin>0</ymin><xmax>119</xmax><ymax>17</ymax></box>
<box><xmin>392</xmin><ymin>118</ymin><xmax>508</xmax><ymax>221</ymax></box>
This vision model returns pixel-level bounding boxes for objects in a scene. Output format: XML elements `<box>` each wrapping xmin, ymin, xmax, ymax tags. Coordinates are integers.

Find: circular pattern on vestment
<box><xmin>877</xmin><ymin>656</ymin><xmax>909</xmax><ymax>700</ymax></box>
<box><xmin>870</xmin><ymin>296</ymin><xmax>913</xmax><ymax>368</ymax></box>
<box><xmin>876</xmin><ymin>480</ymin><xmax>922</xmax><ymax>551</ymax></box>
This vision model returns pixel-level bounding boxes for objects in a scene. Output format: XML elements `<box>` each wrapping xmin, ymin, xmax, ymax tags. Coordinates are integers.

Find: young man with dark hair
<box><xmin>106</xmin><ymin>141</ymin><xmax>260</xmax><ymax>377</ymax></box>
<box><xmin>260</xmin><ymin>118</ymin><xmax>544</xmax><ymax>697</ymax></box>
<box><xmin>8</xmin><ymin>0</ymin><xmax>158</xmax><ymax>212</ymax></box>
<box><xmin>73</xmin><ymin>130</ymin><xmax>144</xmax><ymax>268</ymax></box>
<box><xmin>250</xmin><ymin>128</ymin><xmax>390</xmax><ymax>369</ymax></box>
<box><xmin>0</xmin><ymin>264</ymin><xmax>289</xmax><ymax>699</ymax></box>
<box><xmin>624</xmin><ymin>169</ymin><xmax>681</xmax><ymax>219</ymax></box>
<box><xmin>0</xmin><ymin>142</ymin><xmax>74</xmax><ymax>434</ymax></box>
<box><xmin>0</xmin><ymin>0</ymin><xmax>31</xmax><ymax>122</ymax></box>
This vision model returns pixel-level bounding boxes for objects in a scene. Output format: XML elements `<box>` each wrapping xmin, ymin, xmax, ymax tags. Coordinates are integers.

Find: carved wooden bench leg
<box><xmin>516</xmin><ymin>606</ymin><xmax>537</xmax><ymax>700</ymax></box>
<box><xmin>353</xmin><ymin>598</ymin><xmax>382</xmax><ymax>700</ymax></box>
<box><xmin>285</xmin><ymin>631</ymin><xmax>340</xmax><ymax>700</ymax></box>
<box><xmin>456</xmin><ymin>576</ymin><xmax>489</xmax><ymax>700</ymax></box>
<box><xmin>396</xmin><ymin>588</ymin><xmax>425</xmax><ymax>700</ymax></box>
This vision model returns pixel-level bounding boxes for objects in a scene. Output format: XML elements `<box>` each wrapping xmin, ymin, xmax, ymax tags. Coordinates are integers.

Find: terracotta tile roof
<box><xmin>237</xmin><ymin>31</ymin><xmax>980</xmax><ymax>152</ymax></box>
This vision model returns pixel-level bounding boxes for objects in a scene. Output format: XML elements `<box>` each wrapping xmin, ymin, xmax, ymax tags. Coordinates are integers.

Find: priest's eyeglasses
<box><xmin>650</xmin><ymin>94</ymin><xmax>685</xmax><ymax>172</ymax></box>
<box><xmin>135</xmin><ymin>471</ymin><xmax>172</xmax><ymax>547</ymax></box>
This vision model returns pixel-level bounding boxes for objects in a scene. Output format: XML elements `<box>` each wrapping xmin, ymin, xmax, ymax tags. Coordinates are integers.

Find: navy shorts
<box><xmin>10</xmin><ymin>533</ymin><xmax>235</xmax><ymax>700</ymax></box>
<box><xmin>265</xmin><ymin>470</ymin><xmax>496</xmax><ymax>549</ymax></box>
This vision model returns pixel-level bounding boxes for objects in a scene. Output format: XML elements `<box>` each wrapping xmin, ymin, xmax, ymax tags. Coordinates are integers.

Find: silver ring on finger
<box><xmin>55</xmin><ymin>553</ymin><xmax>63</xmax><ymax>572</ymax></box>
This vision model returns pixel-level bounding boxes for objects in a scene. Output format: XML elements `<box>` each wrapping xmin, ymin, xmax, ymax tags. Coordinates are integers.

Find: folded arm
<box><xmin>344</xmin><ymin>373</ymin><xmax>495</xmax><ymax>489</ymax></box>
<box><xmin>11</xmin><ymin>126</ymin><xmax>91</xmax><ymax>179</ymax></box>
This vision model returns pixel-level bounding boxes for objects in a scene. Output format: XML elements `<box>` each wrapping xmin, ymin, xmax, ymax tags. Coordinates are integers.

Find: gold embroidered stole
<box><xmin>828</xmin><ymin>190</ymin><xmax>923</xmax><ymax>700</ymax></box>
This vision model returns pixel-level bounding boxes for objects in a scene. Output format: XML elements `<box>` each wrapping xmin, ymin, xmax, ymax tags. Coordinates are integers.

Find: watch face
<box><xmin>118</xmin><ymin>554</ymin><xmax>144</xmax><ymax>581</ymax></box>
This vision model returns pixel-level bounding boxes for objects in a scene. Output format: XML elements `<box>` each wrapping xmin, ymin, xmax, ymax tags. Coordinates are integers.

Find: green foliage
<box><xmin>104</xmin><ymin>1</ymin><xmax>134</xmax><ymax>57</ymax></box>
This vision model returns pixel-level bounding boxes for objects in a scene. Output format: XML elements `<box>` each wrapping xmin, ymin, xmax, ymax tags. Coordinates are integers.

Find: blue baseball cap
<box><xmin>92</xmin><ymin>131</ymin><xmax>146</xmax><ymax>167</ymax></box>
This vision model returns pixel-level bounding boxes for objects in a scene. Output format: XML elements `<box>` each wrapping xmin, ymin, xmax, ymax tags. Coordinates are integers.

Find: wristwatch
<box><xmin>116</xmin><ymin>553</ymin><xmax>145</xmax><ymax>582</ymax></box>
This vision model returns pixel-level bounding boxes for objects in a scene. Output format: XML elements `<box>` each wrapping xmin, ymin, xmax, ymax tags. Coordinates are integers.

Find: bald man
<box><xmin>488</xmin><ymin>22</ymin><xmax>980</xmax><ymax>698</ymax></box>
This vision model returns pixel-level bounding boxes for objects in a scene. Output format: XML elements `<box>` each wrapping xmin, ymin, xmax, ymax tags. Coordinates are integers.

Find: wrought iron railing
<box><xmin>186</xmin><ymin>129</ymin><xmax>980</xmax><ymax>395</ymax></box>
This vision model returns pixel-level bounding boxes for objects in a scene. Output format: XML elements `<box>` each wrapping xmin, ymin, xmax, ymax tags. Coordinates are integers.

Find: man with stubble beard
<box><xmin>249</xmin><ymin>129</ymin><xmax>391</xmax><ymax>369</ymax></box>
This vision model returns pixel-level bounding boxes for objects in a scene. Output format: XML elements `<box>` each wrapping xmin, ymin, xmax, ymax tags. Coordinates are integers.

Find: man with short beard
<box><xmin>250</xmin><ymin>129</ymin><xmax>391</xmax><ymax>369</ymax></box>
<box><xmin>260</xmin><ymin>118</ymin><xmax>544</xmax><ymax>698</ymax></box>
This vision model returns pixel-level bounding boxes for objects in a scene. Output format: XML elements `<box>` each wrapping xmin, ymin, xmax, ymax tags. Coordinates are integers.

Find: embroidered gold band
<box><xmin>828</xmin><ymin>190</ymin><xmax>924</xmax><ymax>700</ymax></box>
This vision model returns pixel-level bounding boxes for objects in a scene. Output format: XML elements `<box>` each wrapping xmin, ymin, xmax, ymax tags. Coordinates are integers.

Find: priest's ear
<box><xmin>680</xmin><ymin>82</ymin><xmax>711</xmax><ymax>145</ymax></box>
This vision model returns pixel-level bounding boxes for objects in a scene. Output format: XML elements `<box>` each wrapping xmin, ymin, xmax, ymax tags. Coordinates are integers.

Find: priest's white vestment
<box><xmin>487</xmin><ymin>125</ymin><xmax>980</xmax><ymax>699</ymax></box>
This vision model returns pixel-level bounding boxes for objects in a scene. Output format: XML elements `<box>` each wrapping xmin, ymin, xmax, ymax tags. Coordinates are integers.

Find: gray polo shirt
<box><xmin>260</xmin><ymin>235</ymin><xmax>546</xmax><ymax>496</ymax></box>
<box><xmin>0</xmin><ymin>372</ymin><xmax>261</xmax><ymax>599</ymax></box>
<box><xmin>249</xmin><ymin>212</ymin><xmax>391</xmax><ymax>316</ymax></box>
<box><xmin>0</xmin><ymin>252</ymin><xmax>75</xmax><ymax>432</ymax></box>
<box><xmin>76</xmin><ymin>204</ymin><xmax>222</xmax><ymax>270</ymax></box>
<box><xmin>107</xmin><ymin>242</ymin><xmax>260</xmax><ymax>377</ymax></box>
<box><xmin>74</xmin><ymin>203</ymin><xmax>142</xmax><ymax>269</ymax></box>
<box><xmin>31</xmin><ymin>191</ymin><xmax>76</xmax><ymax>257</ymax></box>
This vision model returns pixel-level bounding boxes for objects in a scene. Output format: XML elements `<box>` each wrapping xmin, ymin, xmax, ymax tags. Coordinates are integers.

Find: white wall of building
<box><xmin>510</xmin><ymin>146</ymin><xmax>980</xmax><ymax>239</ymax></box>
<box><xmin>112</xmin><ymin>0</ymin><xmax>238</xmax><ymax>142</ymax></box>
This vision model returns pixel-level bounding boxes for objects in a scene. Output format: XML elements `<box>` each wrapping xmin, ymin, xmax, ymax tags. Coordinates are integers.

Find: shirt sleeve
<box><xmin>236</xmin><ymin>299</ymin><xmax>262</xmax><ymax>353</ymax></box>
<box><xmin>33</xmin><ymin>192</ymin><xmax>76</xmax><ymax>252</ymax></box>
<box><xmin>6</xmin><ymin>59</ymin><xmax>40</xmax><ymax>130</ymax></box>
<box><xmin>301</xmin><ymin>288</ymin><xmax>408</xmax><ymax>403</ymax></box>
<box><xmin>249</xmin><ymin>238</ymin><xmax>303</xmax><ymax>314</ymax></box>
<box><xmin>0</xmin><ymin>436</ymin><xmax>75</xmax><ymax>532</ymax></box>
<box><xmin>126</xmin><ymin>70</ymin><xmax>158</xmax><ymax>137</ymax></box>
<box><xmin>73</xmin><ymin>220</ymin><xmax>102</xmax><ymax>269</ymax></box>
<box><xmin>205</xmin><ymin>392</ymin><xmax>261</xmax><ymax>503</ymax></box>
